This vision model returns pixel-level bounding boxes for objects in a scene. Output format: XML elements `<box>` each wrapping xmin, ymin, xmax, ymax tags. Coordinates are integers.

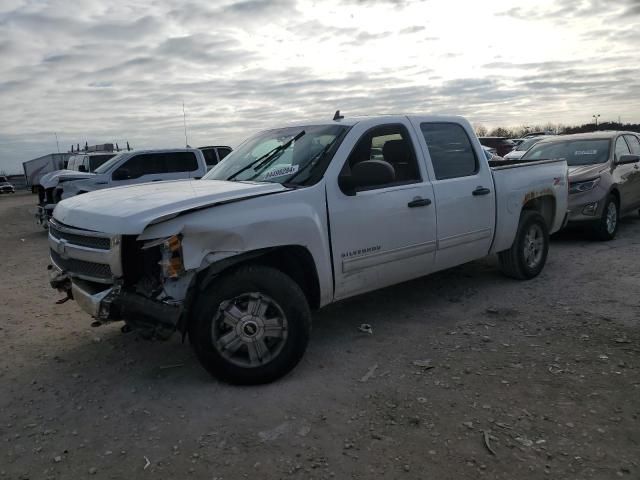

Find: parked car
<box><xmin>503</xmin><ymin>135</ymin><xmax>554</xmax><ymax>161</ymax></box>
<box><xmin>482</xmin><ymin>145</ymin><xmax>503</xmax><ymax>162</ymax></box>
<box><xmin>0</xmin><ymin>176</ymin><xmax>15</xmax><ymax>194</ymax></box>
<box><xmin>478</xmin><ymin>137</ymin><xmax>516</xmax><ymax>157</ymax></box>
<box><xmin>521</xmin><ymin>131</ymin><xmax>640</xmax><ymax>240</ymax></box>
<box><xmin>36</xmin><ymin>148</ymin><xmax>207</xmax><ymax>227</ymax></box>
<box><xmin>48</xmin><ymin>114</ymin><xmax>568</xmax><ymax>384</ymax></box>
<box><xmin>199</xmin><ymin>146</ymin><xmax>233</xmax><ymax>170</ymax></box>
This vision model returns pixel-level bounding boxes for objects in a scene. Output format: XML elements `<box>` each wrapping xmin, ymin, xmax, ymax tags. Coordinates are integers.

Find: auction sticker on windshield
<box><xmin>264</xmin><ymin>165</ymin><xmax>299</xmax><ymax>179</ymax></box>
<box><xmin>575</xmin><ymin>150</ymin><xmax>598</xmax><ymax>155</ymax></box>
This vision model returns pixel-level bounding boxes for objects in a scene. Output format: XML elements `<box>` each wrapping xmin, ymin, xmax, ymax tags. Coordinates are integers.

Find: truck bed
<box><xmin>489</xmin><ymin>157</ymin><xmax>568</xmax><ymax>254</ymax></box>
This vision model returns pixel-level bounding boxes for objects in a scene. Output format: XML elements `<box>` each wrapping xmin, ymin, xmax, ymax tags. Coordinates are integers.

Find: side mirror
<box><xmin>77</xmin><ymin>165</ymin><xmax>87</xmax><ymax>172</ymax></box>
<box><xmin>112</xmin><ymin>168</ymin><xmax>130</xmax><ymax>181</ymax></box>
<box><xmin>339</xmin><ymin>160</ymin><xmax>395</xmax><ymax>195</ymax></box>
<box><xmin>616</xmin><ymin>154</ymin><xmax>640</xmax><ymax>165</ymax></box>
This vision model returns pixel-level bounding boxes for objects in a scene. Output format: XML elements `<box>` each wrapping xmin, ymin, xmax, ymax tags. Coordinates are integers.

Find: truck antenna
<box><xmin>54</xmin><ymin>132</ymin><xmax>60</xmax><ymax>153</ymax></box>
<box><xmin>333</xmin><ymin>110</ymin><xmax>344</xmax><ymax>121</ymax></box>
<box><xmin>182</xmin><ymin>100</ymin><xmax>189</xmax><ymax>148</ymax></box>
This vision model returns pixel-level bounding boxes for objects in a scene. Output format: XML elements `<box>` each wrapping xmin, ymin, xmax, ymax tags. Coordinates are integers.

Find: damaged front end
<box><xmin>48</xmin><ymin>219</ymin><xmax>195</xmax><ymax>337</ymax></box>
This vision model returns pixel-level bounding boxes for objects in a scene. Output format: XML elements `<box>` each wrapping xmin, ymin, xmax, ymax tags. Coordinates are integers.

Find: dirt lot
<box><xmin>1</xmin><ymin>191</ymin><xmax>639</xmax><ymax>480</ymax></box>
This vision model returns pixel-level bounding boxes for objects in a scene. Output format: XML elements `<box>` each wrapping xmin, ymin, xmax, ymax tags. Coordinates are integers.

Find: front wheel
<box><xmin>190</xmin><ymin>265</ymin><xmax>311</xmax><ymax>385</ymax></box>
<box><xmin>498</xmin><ymin>210</ymin><xmax>549</xmax><ymax>280</ymax></box>
<box><xmin>593</xmin><ymin>195</ymin><xmax>618</xmax><ymax>241</ymax></box>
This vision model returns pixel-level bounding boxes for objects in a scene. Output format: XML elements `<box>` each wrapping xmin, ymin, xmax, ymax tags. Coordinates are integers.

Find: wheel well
<box><xmin>522</xmin><ymin>195</ymin><xmax>555</xmax><ymax>229</ymax></box>
<box><xmin>198</xmin><ymin>246</ymin><xmax>321</xmax><ymax>310</ymax></box>
<box><xmin>610</xmin><ymin>188</ymin><xmax>620</xmax><ymax>205</ymax></box>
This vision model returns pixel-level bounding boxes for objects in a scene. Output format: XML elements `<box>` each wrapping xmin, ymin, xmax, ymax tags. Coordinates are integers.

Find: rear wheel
<box><xmin>190</xmin><ymin>265</ymin><xmax>311</xmax><ymax>385</ymax></box>
<box><xmin>499</xmin><ymin>210</ymin><xmax>549</xmax><ymax>280</ymax></box>
<box><xmin>593</xmin><ymin>195</ymin><xmax>618</xmax><ymax>241</ymax></box>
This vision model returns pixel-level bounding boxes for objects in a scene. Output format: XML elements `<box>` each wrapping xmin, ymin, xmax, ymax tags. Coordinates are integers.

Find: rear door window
<box><xmin>117</xmin><ymin>154</ymin><xmax>167</xmax><ymax>179</ymax></box>
<box><xmin>420</xmin><ymin>123</ymin><xmax>478</xmax><ymax>180</ymax></box>
<box><xmin>166</xmin><ymin>152</ymin><xmax>199</xmax><ymax>172</ymax></box>
<box><xmin>217</xmin><ymin>147</ymin><xmax>232</xmax><ymax>160</ymax></box>
<box><xmin>201</xmin><ymin>149</ymin><xmax>219</xmax><ymax>166</ymax></box>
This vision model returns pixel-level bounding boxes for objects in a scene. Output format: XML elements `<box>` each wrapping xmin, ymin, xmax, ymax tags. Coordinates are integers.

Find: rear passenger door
<box><xmin>164</xmin><ymin>152</ymin><xmax>202</xmax><ymax>180</ymax></box>
<box><xmin>410</xmin><ymin>119</ymin><xmax>496</xmax><ymax>270</ymax></box>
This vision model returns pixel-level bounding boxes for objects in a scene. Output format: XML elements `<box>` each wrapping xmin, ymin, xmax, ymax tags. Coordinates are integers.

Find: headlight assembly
<box><xmin>143</xmin><ymin>235</ymin><xmax>185</xmax><ymax>279</ymax></box>
<box><xmin>569</xmin><ymin>177</ymin><xmax>600</xmax><ymax>194</ymax></box>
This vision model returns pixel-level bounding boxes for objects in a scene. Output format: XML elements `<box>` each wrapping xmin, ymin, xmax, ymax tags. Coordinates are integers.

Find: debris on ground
<box><xmin>358</xmin><ymin>323</ymin><xmax>373</xmax><ymax>334</ymax></box>
<box><xmin>359</xmin><ymin>363</ymin><xmax>378</xmax><ymax>382</ymax></box>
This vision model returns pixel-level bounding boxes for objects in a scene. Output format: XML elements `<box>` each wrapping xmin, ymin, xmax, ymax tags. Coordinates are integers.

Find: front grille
<box><xmin>51</xmin><ymin>249</ymin><xmax>112</xmax><ymax>281</ymax></box>
<box><xmin>49</xmin><ymin>223</ymin><xmax>110</xmax><ymax>250</ymax></box>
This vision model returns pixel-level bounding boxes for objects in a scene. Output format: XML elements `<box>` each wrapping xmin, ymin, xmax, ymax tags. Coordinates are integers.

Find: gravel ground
<box><xmin>1</xmin><ymin>191</ymin><xmax>639</xmax><ymax>480</ymax></box>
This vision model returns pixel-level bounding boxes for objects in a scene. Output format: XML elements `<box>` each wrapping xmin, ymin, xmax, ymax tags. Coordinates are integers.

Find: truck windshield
<box><xmin>522</xmin><ymin>139</ymin><xmax>610</xmax><ymax>165</ymax></box>
<box><xmin>204</xmin><ymin>125</ymin><xmax>348</xmax><ymax>185</ymax></box>
<box><xmin>93</xmin><ymin>152</ymin><xmax>129</xmax><ymax>174</ymax></box>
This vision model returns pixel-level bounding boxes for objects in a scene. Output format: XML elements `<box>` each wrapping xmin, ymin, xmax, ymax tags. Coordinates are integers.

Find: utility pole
<box><xmin>54</xmin><ymin>132</ymin><xmax>60</xmax><ymax>153</ymax></box>
<box><xmin>592</xmin><ymin>114</ymin><xmax>600</xmax><ymax>129</ymax></box>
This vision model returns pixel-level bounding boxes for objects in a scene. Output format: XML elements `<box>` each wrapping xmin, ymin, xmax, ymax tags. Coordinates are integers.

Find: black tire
<box><xmin>593</xmin><ymin>195</ymin><xmax>618</xmax><ymax>241</ymax></box>
<box><xmin>498</xmin><ymin>210</ymin><xmax>549</xmax><ymax>280</ymax></box>
<box><xmin>189</xmin><ymin>265</ymin><xmax>311</xmax><ymax>385</ymax></box>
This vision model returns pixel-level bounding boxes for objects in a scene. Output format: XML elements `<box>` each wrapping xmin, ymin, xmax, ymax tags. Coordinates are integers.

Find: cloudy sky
<box><xmin>1</xmin><ymin>0</ymin><xmax>639</xmax><ymax>173</ymax></box>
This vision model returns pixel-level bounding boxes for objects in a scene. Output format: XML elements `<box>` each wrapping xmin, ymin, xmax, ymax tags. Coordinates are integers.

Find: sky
<box><xmin>1</xmin><ymin>0</ymin><xmax>639</xmax><ymax>174</ymax></box>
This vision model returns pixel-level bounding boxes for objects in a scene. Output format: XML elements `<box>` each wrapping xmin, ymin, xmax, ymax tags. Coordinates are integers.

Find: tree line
<box><xmin>474</xmin><ymin>121</ymin><xmax>640</xmax><ymax>138</ymax></box>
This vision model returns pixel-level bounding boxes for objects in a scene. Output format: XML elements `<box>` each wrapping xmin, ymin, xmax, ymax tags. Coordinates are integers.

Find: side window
<box><xmin>342</xmin><ymin>124</ymin><xmax>421</xmax><ymax>190</ymax></box>
<box><xmin>615</xmin><ymin>136</ymin><xmax>631</xmax><ymax>161</ymax></box>
<box><xmin>421</xmin><ymin>123</ymin><xmax>478</xmax><ymax>180</ymax></box>
<box><xmin>115</xmin><ymin>154</ymin><xmax>166</xmax><ymax>180</ymax></box>
<box><xmin>624</xmin><ymin>135</ymin><xmax>640</xmax><ymax>155</ymax></box>
<box><xmin>201</xmin><ymin>149</ymin><xmax>218</xmax><ymax>166</ymax></box>
<box><xmin>166</xmin><ymin>152</ymin><xmax>199</xmax><ymax>172</ymax></box>
<box><xmin>217</xmin><ymin>148</ymin><xmax>232</xmax><ymax>160</ymax></box>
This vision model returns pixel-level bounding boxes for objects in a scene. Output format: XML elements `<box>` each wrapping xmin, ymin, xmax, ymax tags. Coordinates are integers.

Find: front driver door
<box><xmin>326</xmin><ymin>121</ymin><xmax>437</xmax><ymax>300</ymax></box>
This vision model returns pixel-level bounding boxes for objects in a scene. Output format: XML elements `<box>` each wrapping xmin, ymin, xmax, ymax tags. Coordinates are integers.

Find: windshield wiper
<box><xmin>226</xmin><ymin>130</ymin><xmax>305</xmax><ymax>182</ymax></box>
<box><xmin>283</xmin><ymin>133</ymin><xmax>343</xmax><ymax>187</ymax></box>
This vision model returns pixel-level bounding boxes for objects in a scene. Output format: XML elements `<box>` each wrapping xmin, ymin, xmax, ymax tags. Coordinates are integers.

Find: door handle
<box><xmin>407</xmin><ymin>197</ymin><xmax>432</xmax><ymax>208</ymax></box>
<box><xmin>472</xmin><ymin>186</ymin><xmax>491</xmax><ymax>196</ymax></box>
<box><xmin>152</xmin><ymin>179</ymin><xmax>164</xmax><ymax>182</ymax></box>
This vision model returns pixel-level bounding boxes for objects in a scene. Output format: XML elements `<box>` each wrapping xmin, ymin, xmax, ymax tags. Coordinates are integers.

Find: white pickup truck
<box><xmin>48</xmin><ymin>115</ymin><xmax>568</xmax><ymax>384</ymax></box>
<box><xmin>36</xmin><ymin>148</ymin><xmax>208</xmax><ymax>226</ymax></box>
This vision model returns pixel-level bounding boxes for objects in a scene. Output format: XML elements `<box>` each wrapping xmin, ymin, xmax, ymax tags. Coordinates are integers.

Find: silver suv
<box><xmin>522</xmin><ymin>131</ymin><xmax>640</xmax><ymax>240</ymax></box>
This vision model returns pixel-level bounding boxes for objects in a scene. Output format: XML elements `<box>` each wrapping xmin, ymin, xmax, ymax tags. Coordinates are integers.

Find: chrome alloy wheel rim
<box><xmin>606</xmin><ymin>202</ymin><xmax>617</xmax><ymax>234</ymax></box>
<box><xmin>524</xmin><ymin>224</ymin><xmax>544</xmax><ymax>269</ymax></box>
<box><xmin>213</xmin><ymin>293</ymin><xmax>288</xmax><ymax>368</ymax></box>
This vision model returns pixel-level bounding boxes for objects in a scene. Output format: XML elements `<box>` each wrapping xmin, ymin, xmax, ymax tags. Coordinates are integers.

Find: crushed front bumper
<box><xmin>49</xmin><ymin>265</ymin><xmax>182</xmax><ymax>327</ymax></box>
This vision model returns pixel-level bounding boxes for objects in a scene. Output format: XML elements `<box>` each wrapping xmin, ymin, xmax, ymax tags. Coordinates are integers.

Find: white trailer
<box><xmin>22</xmin><ymin>153</ymin><xmax>71</xmax><ymax>191</ymax></box>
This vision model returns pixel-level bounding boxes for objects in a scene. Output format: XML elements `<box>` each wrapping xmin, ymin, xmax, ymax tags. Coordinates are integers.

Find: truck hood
<box><xmin>568</xmin><ymin>164</ymin><xmax>608</xmax><ymax>182</ymax></box>
<box><xmin>53</xmin><ymin>180</ymin><xmax>287</xmax><ymax>235</ymax></box>
<box><xmin>40</xmin><ymin>169</ymin><xmax>95</xmax><ymax>188</ymax></box>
